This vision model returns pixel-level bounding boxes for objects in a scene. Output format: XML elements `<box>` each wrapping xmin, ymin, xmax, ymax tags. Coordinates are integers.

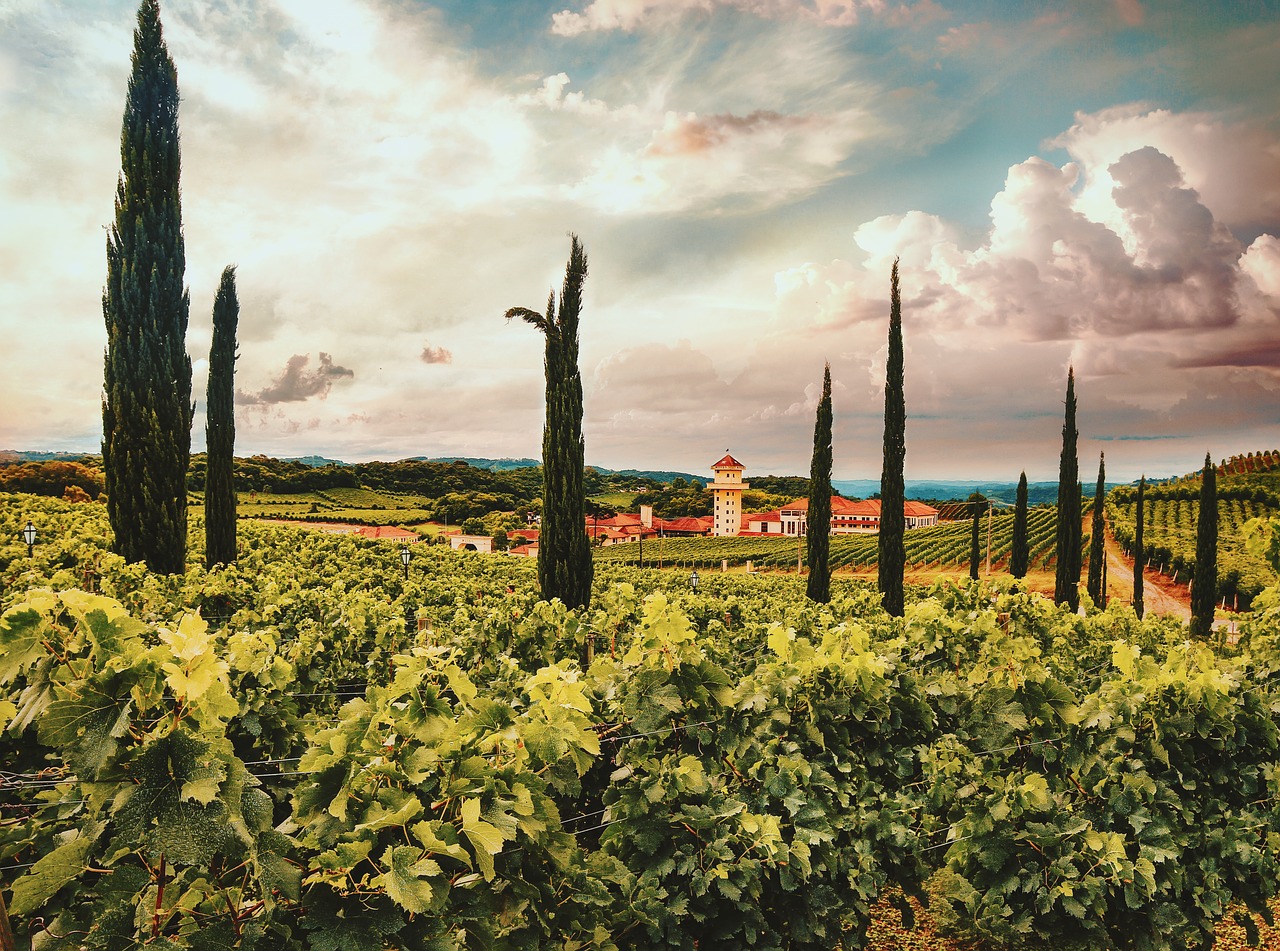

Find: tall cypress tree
<box><xmin>1086</xmin><ymin>453</ymin><xmax>1106</xmax><ymax>605</ymax></box>
<box><xmin>1010</xmin><ymin>471</ymin><xmax>1029</xmax><ymax>579</ymax></box>
<box><xmin>205</xmin><ymin>266</ymin><xmax>238</xmax><ymax>568</ymax></box>
<box><xmin>806</xmin><ymin>364</ymin><xmax>833</xmax><ymax>603</ymax></box>
<box><xmin>1191</xmin><ymin>453</ymin><xmax>1218</xmax><ymax>637</ymax></box>
<box><xmin>102</xmin><ymin>0</ymin><xmax>191</xmax><ymax>574</ymax></box>
<box><xmin>507</xmin><ymin>236</ymin><xmax>592</xmax><ymax>610</ymax></box>
<box><xmin>1133</xmin><ymin>476</ymin><xmax>1145</xmax><ymax>620</ymax></box>
<box><xmin>878</xmin><ymin>259</ymin><xmax>906</xmax><ymax>616</ymax></box>
<box><xmin>969</xmin><ymin>494</ymin><xmax>983</xmax><ymax>581</ymax></box>
<box><xmin>1053</xmin><ymin>368</ymin><xmax>1080</xmax><ymax>611</ymax></box>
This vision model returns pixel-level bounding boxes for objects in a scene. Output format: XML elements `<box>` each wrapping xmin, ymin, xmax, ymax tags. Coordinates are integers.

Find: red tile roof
<box><xmin>659</xmin><ymin>516</ymin><xmax>713</xmax><ymax>533</ymax></box>
<box><xmin>759</xmin><ymin>497</ymin><xmax>939</xmax><ymax>518</ymax></box>
<box><xmin>904</xmin><ymin>500</ymin><xmax>940</xmax><ymax>516</ymax></box>
<box><xmin>711</xmin><ymin>453</ymin><xmax>744</xmax><ymax>470</ymax></box>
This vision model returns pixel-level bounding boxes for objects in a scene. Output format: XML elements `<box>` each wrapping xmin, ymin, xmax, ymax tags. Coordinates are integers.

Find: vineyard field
<box><xmin>1107</xmin><ymin>488</ymin><xmax>1277</xmax><ymax>607</ymax></box>
<box><xmin>3</xmin><ymin>493</ymin><xmax>1280</xmax><ymax>951</ymax></box>
<box><xmin>594</xmin><ymin>507</ymin><xmax>1061</xmax><ymax>574</ymax></box>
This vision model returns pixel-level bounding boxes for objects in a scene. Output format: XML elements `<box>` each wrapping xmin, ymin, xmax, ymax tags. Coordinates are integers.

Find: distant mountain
<box><xmin>405</xmin><ymin>456</ymin><xmax>540</xmax><ymax>472</ymax></box>
<box><xmin>833</xmin><ymin>479</ymin><xmax>1072</xmax><ymax>506</ymax></box>
<box><xmin>607</xmin><ymin>468</ymin><xmax>705</xmax><ymax>484</ymax></box>
<box><xmin>401</xmin><ymin>457</ymin><xmax>705</xmax><ymax>483</ymax></box>
<box><xmin>285</xmin><ymin>455</ymin><xmax>350</xmax><ymax>467</ymax></box>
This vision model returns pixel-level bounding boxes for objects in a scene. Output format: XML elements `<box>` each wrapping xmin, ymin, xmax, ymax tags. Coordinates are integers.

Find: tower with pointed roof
<box><xmin>709</xmin><ymin>453</ymin><xmax>749</xmax><ymax>537</ymax></box>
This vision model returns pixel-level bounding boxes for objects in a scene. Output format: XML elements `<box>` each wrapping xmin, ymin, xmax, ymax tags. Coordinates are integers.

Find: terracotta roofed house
<box><xmin>744</xmin><ymin>496</ymin><xmax>937</xmax><ymax>535</ymax></box>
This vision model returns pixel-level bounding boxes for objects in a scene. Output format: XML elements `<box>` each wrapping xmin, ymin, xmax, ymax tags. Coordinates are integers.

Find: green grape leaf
<box><xmin>38</xmin><ymin>682</ymin><xmax>133</xmax><ymax>778</ymax></box>
<box><xmin>9</xmin><ymin>820</ymin><xmax>104</xmax><ymax>916</ymax></box>
<box><xmin>379</xmin><ymin>845</ymin><xmax>442</xmax><ymax>914</ymax></box>
<box><xmin>460</xmin><ymin>797</ymin><xmax>506</xmax><ymax>881</ymax></box>
<box><xmin>410</xmin><ymin>820</ymin><xmax>472</xmax><ymax>866</ymax></box>
<box><xmin>0</xmin><ymin>605</ymin><xmax>50</xmax><ymax>685</ymax></box>
<box><xmin>180</xmin><ymin>759</ymin><xmax>227</xmax><ymax>805</ymax></box>
<box><xmin>354</xmin><ymin>787</ymin><xmax>424</xmax><ymax>834</ymax></box>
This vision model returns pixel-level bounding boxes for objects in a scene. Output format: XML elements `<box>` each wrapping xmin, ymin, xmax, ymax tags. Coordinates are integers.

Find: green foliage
<box><xmin>1134</xmin><ymin>476</ymin><xmax>1146</xmax><ymax>619</ymax></box>
<box><xmin>0</xmin><ymin>460</ymin><xmax>104</xmax><ymax>499</ymax></box>
<box><xmin>508</xmin><ymin>235</ymin><xmax>593</xmax><ymax>610</ymax></box>
<box><xmin>806</xmin><ymin>363</ymin><xmax>833</xmax><ymax>603</ymax></box>
<box><xmin>1011</xmin><ymin>472</ymin><xmax>1030</xmax><ymax>579</ymax></box>
<box><xmin>1192</xmin><ymin>453</ymin><xmax>1218</xmax><ymax>637</ymax></box>
<box><xmin>969</xmin><ymin>497</ymin><xmax>982</xmax><ymax>581</ymax></box>
<box><xmin>102</xmin><ymin>0</ymin><xmax>192</xmax><ymax>575</ymax></box>
<box><xmin>1054</xmin><ymin>368</ymin><xmax>1081</xmax><ymax>610</ymax></box>
<box><xmin>4</xmin><ymin>493</ymin><xmax>1280</xmax><ymax>950</ymax></box>
<box><xmin>879</xmin><ymin>259</ymin><xmax>906</xmax><ymax>616</ymax></box>
<box><xmin>206</xmin><ymin>265</ymin><xmax>239</xmax><ymax>569</ymax></box>
<box><xmin>1109</xmin><ymin>480</ymin><xmax>1276</xmax><ymax>609</ymax></box>
<box><xmin>1087</xmin><ymin>454</ymin><xmax>1106</xmax><ymax>604</ymax></box>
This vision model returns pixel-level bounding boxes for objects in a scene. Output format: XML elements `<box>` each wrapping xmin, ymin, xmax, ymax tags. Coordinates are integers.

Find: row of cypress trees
<box><xmin>101</xmin><ymin>0</ymin><xmax>239</xmax><ymax>575</ymax></box>
<box><xmin>105</xmin><ymin>2</ymin><xmax>1220</xmax><ymax>632</ymax></box>
<box><xmin>802</xmin><ymin>262</ymin><xmax>906</xmax><ymax>610</ymax></box>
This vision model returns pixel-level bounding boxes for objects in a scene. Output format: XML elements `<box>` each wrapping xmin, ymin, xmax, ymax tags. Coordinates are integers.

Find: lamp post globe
<box><xmin>689</xmin><ymin>569</ymin><xmax>699</xmax><ymax>593</ymax></box>
<box><xmin>400</xmin><ymin>546</ymin><xmax>411</xmax><ymax>579</ymax></box>
<box><xmin>22</xmin><ymin>521</ymin><xmax>36</xmax><ymax>557</ymax></box>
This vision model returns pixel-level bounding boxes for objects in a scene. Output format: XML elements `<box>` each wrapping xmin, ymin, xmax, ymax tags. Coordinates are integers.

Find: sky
<box><xmin>1</xmin><ymin>0</ymin><xmax>1278</xmax><ymax>483</ymax></box>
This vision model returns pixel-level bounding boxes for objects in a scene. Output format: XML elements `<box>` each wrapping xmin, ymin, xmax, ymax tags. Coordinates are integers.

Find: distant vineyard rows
<box><xmin>1107</xmin><ymin>492</ymin><xmax>1278</xmax><ymax>607</ymax></box>
<box><xmin>594</xmin><ymin>507</ymin><xmax>1060</xmax><ymax>572</ymax></box>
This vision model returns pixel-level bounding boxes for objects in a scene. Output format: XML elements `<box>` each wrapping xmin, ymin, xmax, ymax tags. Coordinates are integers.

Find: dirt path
<box><xmin>1102</xmin><ymin>523</ymin><xmax>1191</xmax><ymax>620</ymax></box>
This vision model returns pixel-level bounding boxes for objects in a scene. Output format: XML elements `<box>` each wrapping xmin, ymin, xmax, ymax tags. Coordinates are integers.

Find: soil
<box><xmin>1101</xmin><ymin>523</ymin><xmax>1191</xmax><ymax>620</ymax></box>
<box><xmin>864</xmin><ymin>893</ymin><xmax>1280</xmax><ymax>950</ymax></box>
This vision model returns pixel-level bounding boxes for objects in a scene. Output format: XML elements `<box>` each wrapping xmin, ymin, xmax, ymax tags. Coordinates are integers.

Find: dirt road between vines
<box><xmin>1102</xmin><ymin>524</ymin><xmax>1191</xmax><ymax>620</ymax></box>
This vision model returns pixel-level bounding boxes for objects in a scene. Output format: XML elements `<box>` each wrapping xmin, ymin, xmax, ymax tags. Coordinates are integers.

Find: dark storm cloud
<box><xmin>237</xmin><ymin>352</ymin><xmax>354</xmax><ymax>405</ymax></box>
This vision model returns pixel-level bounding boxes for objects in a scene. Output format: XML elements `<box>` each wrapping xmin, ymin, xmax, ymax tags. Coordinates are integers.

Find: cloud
<box><xmin>517</xmin><ymin>72</ymin><xmax>612</xmax><ymax>115</ymax></box>
<box><xmin>1050</xmin><ymin>104</ymin><xmax>1280</xmax><ymax>237</ymax></box>
<box><xmin>720</xmin><ymin>110</ymin><xmax>1280</xmax><ymax>480</ymax></box>
<box><xmin>644</xmin><ymin>109</ymin><xmax>810</xmax><ymax>156</ymax></box>
<box><xmin>420</xmin><ymin>343</ymin><xmax>453</xmax><ymax>365</ymax></box>
<box><xmin>550</xmin><ymin>0</ymin><xmax>927</xmax><ymax>36</ymax></box>
<box><xmin>238</xmin><ymin>352</ymin><xmax>354</xmax><ymax>405</ymax></box>
<box><xmin>1241</xmin><ymin>234</ymin><xmax>1280</xmax><ymax>300</ymax></box>
<box><xmin>815</xmin><ymin>146</ymin><xmax>1250</xmax><ymax>345</ymax></box>
<box><xmin>1113</xmin><ymin>0</ymin><xmax>1144</xmax><ymax>27</ymax></box>
<box><xmin>571</xmin><ymin>104</ymin><xmax>871</xmax><ymax>213</ymax></box>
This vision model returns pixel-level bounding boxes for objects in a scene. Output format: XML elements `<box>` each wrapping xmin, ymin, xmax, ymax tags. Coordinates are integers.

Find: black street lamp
<box><xmin>400</xmin><ymin>546</ymin><xmax>411</xmax><ymax>580</ymax></box>
<box><xmin>689</xmin><ymin>569</ymin><xmax>699</xmax><ymax>593</ymax></box>
<box><xmin>22</xmin><ymin>521</ymin><xmax>36</xmax><ymax>558</ymax></box>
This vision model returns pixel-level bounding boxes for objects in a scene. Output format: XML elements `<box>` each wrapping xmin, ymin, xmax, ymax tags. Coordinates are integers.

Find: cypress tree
<box><xmin>1191</xmin><ymin>453</ymin><xmax>1218</xmax><ymax>637</ymax></box>
<box><xmin>507</xmin><ymin>236</ymin><xmax>592</xmax><ymax>610</ymax></box>
<box><xmin>1086</xmin><ymin>453</ymin><xmax>1106</xmax><ymax>605</ymax></box>
<box><xmin>806</xmin><ymin>363</ymin><xmax>833</xmax><ymax>603</ymax></box>
<box><xmin>1053</xmin><ymin>368</ymin><xmax>1080</xmax><ymax>611</ymax></box>
<box><xmin>205</xmin><ymin>265</ymin><xmax>238</xmax><ymax>568</ymax></box>
<box><xmin>102</xmin><ymin>0</ymin><xmax>191</xmax><ymax>574</ymax></box>
<box><xmin>878</xmin><ymin>259</ymin><xmax>906</xmax><ymax>616</ymax></box>
<box><xmin>1133</xmin><ymin>476</ymin><xmax>1145</xmax><ymax>620</ymax></box>
<box><xmin>969</xmin><ymin>495</ymin><xmax>983</xmax><ymax>581</ymax></box>
<box><xmin>1010</xmin><ymin>471</ymin><xmax>1029</xmax><ymax>579</ymax></box>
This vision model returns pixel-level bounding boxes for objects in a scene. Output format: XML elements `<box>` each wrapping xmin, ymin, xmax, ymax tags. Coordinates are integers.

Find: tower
<box><xmin>709</xmin><ymin>453</ymin><xmax>748</xmax><ymax>537</ymax></box>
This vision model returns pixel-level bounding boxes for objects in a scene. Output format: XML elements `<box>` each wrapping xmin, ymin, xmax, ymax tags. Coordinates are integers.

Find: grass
<box><xmin>589</xmin><ymin>491</ymin><xmax>638</xmax><ymax>511</ymax></box>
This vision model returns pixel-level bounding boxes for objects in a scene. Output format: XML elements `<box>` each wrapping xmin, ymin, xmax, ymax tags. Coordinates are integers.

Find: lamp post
<box><xmin>689</xmin><ymin>569</ymin><xmax>699</xmax><ymax>593</ymax></box>
<box><xmin>400</xmin><ymin>546</ymin><xmax>411</xmax><ymax>580</ymax></box>
<box><xmin>22</xmin><ymin>521</ymin><xmax>36</xmax><ymax>558</ymax></box>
